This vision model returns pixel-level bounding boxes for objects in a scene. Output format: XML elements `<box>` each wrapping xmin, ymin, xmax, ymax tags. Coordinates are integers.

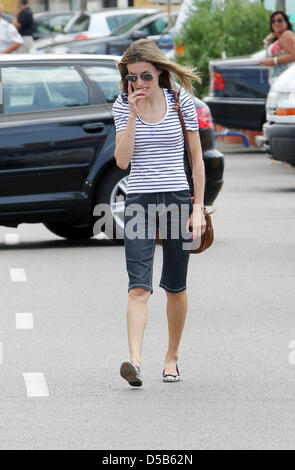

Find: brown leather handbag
<box><xmin>173</xmin><ymin>90</ymin><xmax>216</xmax><ymax>254</ymax></box>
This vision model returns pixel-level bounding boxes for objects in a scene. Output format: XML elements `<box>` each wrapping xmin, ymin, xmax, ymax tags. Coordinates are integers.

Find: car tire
<box><xmin>44</xmin><ymin>221</ymin><xmax>94</xmax><ymax>240</ymax></box>
<box><xmin>93</xmin><ymin>164</ymin><xmax>130</xmax><ymax>241</ymax></box>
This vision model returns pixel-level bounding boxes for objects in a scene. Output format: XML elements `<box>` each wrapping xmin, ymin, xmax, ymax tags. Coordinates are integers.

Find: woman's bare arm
<box><xmin>2</xmin><ymin>41</ymin><xmax>22</xmax><ymax>53</ymax></box>
<box><xmin>187</xmin><ymin>130</ymin><xmax>205</xmax><ymax>207</ymax></box>
<box><xmin>114</xmin><ymin>81</ymin><xmax>146</xmax><ymax>170</ymax></box>
<box><xmin>279</xmin><ymin>30</ymin><xmax>295</xmax><ymax>64</ymax></box>
<box><xmin>185</xmin><ymin>130</ymin><xmax>206</xmax><ymax>240</ymax></box>
<box><xmin>114</xmin><ymin>118</ymin><xmax>137</xmax><ymax>170</ymax></box>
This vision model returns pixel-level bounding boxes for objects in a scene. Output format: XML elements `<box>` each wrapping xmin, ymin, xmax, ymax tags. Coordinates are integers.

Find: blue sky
<box><xmin>263</xmin><ymin>0</ymin><xmax>295</xmax><ymax>14</ymax></box>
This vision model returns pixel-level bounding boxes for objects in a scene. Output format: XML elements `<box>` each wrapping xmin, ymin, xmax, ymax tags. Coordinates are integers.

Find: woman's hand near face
<box><xmin>260</xmin><ymin>57</ymin><xmax>275</xmax><ymax>66</ymax></box>
<box><xmin>264</xmin><ymin>32</ymin><xmax>276</xmax><ymax>42</ymax></box>
<box><xmin>127</xmin><ymin>81</ymin><xmax>146</xmax><ymax>119</ymax></box>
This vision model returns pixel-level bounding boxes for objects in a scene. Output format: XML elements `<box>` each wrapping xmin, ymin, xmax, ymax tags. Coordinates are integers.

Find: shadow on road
<box><xmin>0</xmin><ymin>237</ymin><xmax>124</xmax><ymax>251</ymax></box>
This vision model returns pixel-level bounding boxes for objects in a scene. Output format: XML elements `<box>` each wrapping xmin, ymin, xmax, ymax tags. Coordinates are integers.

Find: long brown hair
<box><xmin>117</xmin><ymin>39</ymin><xmax>201</xmax><ymax>95</ymax></box>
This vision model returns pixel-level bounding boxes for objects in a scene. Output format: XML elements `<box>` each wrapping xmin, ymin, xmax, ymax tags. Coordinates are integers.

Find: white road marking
<box><xmin>94</xmin><ymin>232</ymin><xmax>109</xmax><ymax>240</ymax></box>
<box><xmin>23</xmin><ymin>373</ymin><xmax>49</xmax><ymax>397</ymax></box>
<box><xmin>9</xmin><ymin>268</ymin><xmax>27</xmax><ymax>282</ymax></box>
<box><xmin>4</xmin><ymin>233</ymin><xmax>19</xmax><ymax>245</ymax></box>
<box><xmin>15</xmin><ymin>313</ymin><xmax>34</xmax><ymax>330</ymax></box>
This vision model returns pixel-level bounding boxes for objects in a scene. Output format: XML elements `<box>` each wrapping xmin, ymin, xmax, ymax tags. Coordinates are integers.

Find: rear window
<box><xmin>110</xmin><ymin>14</ymin><xmax>155</xmax><ymax>36</ymax></box>
<box><xmin>140</xmin><ymin>17</ymin><xmax>168</xmax><ymax>36</ymax></box>
<box><xmin>34</xmin><ymin>14</ymin><xmax>73</xmax><ymax>35</ymax></box>
<box><xmin>84</xmin><ymin>65</ymin><xmax>121</xmax><ymax>103</ymax></box>
<box><xmin>2</xmin><ymin>66</ymin><xmax>89</xmax><ymax>114</ymax></box>
<box><xmin>65</xmin><ymin>14</ymin><xmax>90</xmax><ymax>34</ymax></box>
<box><xmin>106</xmin><ymin>14</ymin><xmax>140</xmax><ymax>32</ymax></box>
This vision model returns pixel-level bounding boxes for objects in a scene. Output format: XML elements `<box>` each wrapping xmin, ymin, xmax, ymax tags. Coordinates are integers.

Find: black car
<box><xmin>204</xmin><ymin>51</ymin><xmax>270</xmax><ymax>131</ymax></box>
<box><xmin>0</xmin><ymin>55</ymin><xmax>224</xmax><ymax>240</ymax></box>
<box><xmin>41</xmin><ymin>11</ymin><xmax>178</xmax><ymax>56</ymax></box>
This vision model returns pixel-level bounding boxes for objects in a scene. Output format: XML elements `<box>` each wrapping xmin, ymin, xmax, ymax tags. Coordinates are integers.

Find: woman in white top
<box><xmin>113</xmin><ymin>39</ymin><xmax>205</xmax><ymax>387</ymax></box>
<box><xmin>0</xmin><ymin>4</ymin><xmax>23</xmax><ymax>54</ymax></box>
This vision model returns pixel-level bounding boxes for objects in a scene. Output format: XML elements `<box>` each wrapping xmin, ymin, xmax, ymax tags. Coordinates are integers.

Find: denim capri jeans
<box><xmin>124</xmin><ymin>190</ymin><xmax>193</xmax><ymax>294</ymax></box>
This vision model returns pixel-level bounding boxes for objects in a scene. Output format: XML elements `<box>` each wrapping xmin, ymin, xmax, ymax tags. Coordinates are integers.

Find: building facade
<box><xmin>2</xmin><ymin>0</ymin><xmax>181</xmax><ymax>13</ymax></box>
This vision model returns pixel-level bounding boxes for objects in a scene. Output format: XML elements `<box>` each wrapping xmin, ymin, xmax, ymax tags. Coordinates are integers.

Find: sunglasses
<box><xmin>125</xmin><ymin>73</ymin><xmax>154</xmax><ymax>83</ymax></box>
<box><xmin>272</xmin><ymin>18</ymin><xmax>284</xmax><ymax>23</ymax></box>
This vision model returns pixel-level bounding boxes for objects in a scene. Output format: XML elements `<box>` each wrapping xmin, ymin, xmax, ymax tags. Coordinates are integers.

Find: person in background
<box><xmin>260</xmin><ymin>11</ymin><xmax>295</xmax><ymax>85</ymax></box>
<box><xmin>0</xmin><ymin>3</ymin><xmax>23</xmax><ymax>53</ymax></box>
<box><xmin>12</xmin><ymin>0</ymin><xmax>33</xmax><ymax>53</ymax></box>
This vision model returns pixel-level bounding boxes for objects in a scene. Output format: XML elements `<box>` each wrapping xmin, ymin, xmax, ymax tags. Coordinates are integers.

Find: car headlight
<box><xmin>275</xmin><ymin>91</ymin><xmax>295</xmax><ymax>116</ymax></box>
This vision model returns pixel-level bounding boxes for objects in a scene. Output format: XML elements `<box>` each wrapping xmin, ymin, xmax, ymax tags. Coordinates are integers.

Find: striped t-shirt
<box><xmin>112</xmin><ymin>87</ymin><xmax>199</xmax><ymax>193</ymax></box>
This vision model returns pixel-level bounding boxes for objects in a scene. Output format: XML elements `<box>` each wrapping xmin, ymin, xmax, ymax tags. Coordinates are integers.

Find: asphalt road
<box><xmin>0</xmin><ymin>142</ymin><xmax>294</xmax><ymax>450</ymax></box>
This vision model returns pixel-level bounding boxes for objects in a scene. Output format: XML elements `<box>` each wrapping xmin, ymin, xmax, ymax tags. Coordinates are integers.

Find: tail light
<box><xmin>74</xmin><ymin>33</ymin><xmax>88</xmax><ymax>40</ymax></box>
<box><xmin>196</xmin><ymin>105</ymin><xmax>214</xmax><ymax>129</ymax></box>
<box><xmin>174</xmin><ymin>42</ymin><xmax>185</xmax><ymax>55</ymax></box>
<box><xmin>211</xmin><ymin>72</ymin><xmax>225</xmax><ymax>91</ymax></box>
<box><xmin>276</xmin><ymin>108</ymin><xmax>295</xmax><ymax>115</ymax></box>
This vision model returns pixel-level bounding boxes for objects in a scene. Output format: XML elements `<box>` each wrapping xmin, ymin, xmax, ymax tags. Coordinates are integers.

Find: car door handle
<box><xmin>82</xmin><ymin>123</ymin><xmax>105</xmax><ymax>133</ymax></box>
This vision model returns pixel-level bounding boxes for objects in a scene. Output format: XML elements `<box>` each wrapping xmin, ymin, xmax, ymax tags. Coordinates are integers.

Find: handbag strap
<box><xmin>173</xmin><ymin>89</ymin><xmax>216</xmax><ymax>217</ymax></box>
<box><xmin>173</xmin><ymin>90</ymin><xmax>193</xmax><ymax>174</ymax></box>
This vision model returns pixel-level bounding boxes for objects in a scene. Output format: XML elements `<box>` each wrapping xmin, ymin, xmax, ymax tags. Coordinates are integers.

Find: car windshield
<box><xmin>35</xmin><ymin>14</ymin><xmax>74</xmax><ymax>35</ymax></box>
<box><xmin>64</xmin><ymin>14</ymin><xmax>90</xmax><ymax>34</ymax></box>
<box><xmin>110</xmin><ymin>14</ymin><xmax>155</xmax><ymax>36</ymax></box>
<box><xmin>106</xmin><ymin>14</ymin><xmax>142</xmax><ymax>32</ymax></box>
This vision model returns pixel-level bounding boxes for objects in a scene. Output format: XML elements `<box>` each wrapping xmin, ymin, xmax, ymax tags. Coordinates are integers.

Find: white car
<box><xmin>31</xmin><ymin>8</ymin><xmax>158</xmax><ymax>52</ymax></box>
<box><xmin>263</xmin><ymin>63</ymin><xmax>295</xmax><ymax>167</ymax></box>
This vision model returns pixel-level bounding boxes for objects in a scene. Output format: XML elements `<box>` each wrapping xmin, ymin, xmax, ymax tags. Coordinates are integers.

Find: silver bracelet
<box><xmin>273</xmin><ymin>56</ymin><xmax>278</xmax><ymax>66</ymax></box>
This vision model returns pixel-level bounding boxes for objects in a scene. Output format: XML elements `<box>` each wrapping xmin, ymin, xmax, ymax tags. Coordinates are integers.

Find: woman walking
<box><xmin>260</xmin><ymin>11</ymin><xmax>295</xmax><ymax>84</ymax></box>
<box><xmin>112</xmin><ymin>39</ymin><xmax>205</xmax><ymax>387</ymax></box>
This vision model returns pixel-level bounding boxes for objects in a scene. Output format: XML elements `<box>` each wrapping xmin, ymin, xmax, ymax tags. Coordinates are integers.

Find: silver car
<box><xmin>31</xmin><ymin>8</ymin><xmax>158</xmax><ymax>52</ymax></box>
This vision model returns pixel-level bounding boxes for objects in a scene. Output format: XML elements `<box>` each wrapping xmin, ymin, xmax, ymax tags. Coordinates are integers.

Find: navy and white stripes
<box><xmin>112</xmin><ymin>88</ymin><xmax>199</xmax><ymax>194</ymax></box>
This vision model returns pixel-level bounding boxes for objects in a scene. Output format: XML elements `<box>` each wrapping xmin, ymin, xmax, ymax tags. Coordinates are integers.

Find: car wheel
<box><xmin>93</xmin><ymin>165</ymin><xmax>130</xmax><ymax>241</ymax></box>
<box><xmin>44</xmin><ymin>221</ymin><xmax>94</xmax><ymax>240</ymax></box>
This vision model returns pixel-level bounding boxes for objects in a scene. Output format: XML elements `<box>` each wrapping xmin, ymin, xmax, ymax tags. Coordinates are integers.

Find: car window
<box><xmin>65</xmin><ymin>14</ymin><xmax>90</xmax><ymax>33</ymax></box>
<box><xmin>35</xmin><ymin>14</ymin><xmax>73</xmax><ymax>35</ymax></box>
<box><xmin>83</xmin><ymin>66</ymin><xmax>121</xmax><ymax>103</ymax></box>
<box><xmin>106</xmin><ymin>14</ymin><xmax>140</xmax><ymax>32</ymax></box>
<box><xmin>141</xmin><ymin>17</ymin><xmax>168</xmax><ymax>36</ymax></box>
<box><xmin>2</xmin><ymin>66</ymin><xmax>89</xmax><ymax>114</ymax></box>
<box><xmin>110</xmin><ymin>14</ymin><xmax>155</xmax><ymax>36</ymax></box>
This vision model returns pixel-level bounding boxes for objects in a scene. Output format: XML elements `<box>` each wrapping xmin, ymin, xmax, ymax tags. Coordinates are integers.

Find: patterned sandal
<box><xmin>120</xmin><ymin>360</ymin><xmax>142</xmax><ymax>387</ymax></box>
<box><xmin>162</xmin><ymin>364</ymin><xmax>180</xmax><ymax>383</ymax></box>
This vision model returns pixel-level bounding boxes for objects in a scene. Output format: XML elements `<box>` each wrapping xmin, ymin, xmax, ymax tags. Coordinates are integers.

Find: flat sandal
<box><xmin>162</xmin><ymin>364</ymin><xmax>180</xmax><ymax>383</ymax></box>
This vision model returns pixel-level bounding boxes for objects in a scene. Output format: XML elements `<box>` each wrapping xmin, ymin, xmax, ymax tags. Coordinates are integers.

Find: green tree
<box><xmin>176</xmin><ymin>0</ymin><xmax>270</xmax><ymax>97</ymax></box>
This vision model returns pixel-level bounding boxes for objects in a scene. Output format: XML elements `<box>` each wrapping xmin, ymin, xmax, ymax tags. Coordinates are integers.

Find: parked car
<box><xmin>204</xmin><ymin>50</ymin><xmax>270</xmax><ymax>131</ymax></box>
<box><xmin>263</xmin><ymin>63</ymin><xmax>295</xmax><ymax>167</ymax></box>
<box><xmin>41</xmin><ymin>11</ymin><xmax>178</xmax><ymax>56</ymax></box>
<box><xmin>32</xmin><ymin>11</ymin><xmax>76</xmax><ymax>41</ymax></box>
<box><xmin>31</xmin><ymin>8</ymin><xmax>158</xmax><ymax>52</ymax></box>
<box><xmin>0</xmin><ymin>54</ymin><xmax>224</xmax><ymax>240</ymax></box>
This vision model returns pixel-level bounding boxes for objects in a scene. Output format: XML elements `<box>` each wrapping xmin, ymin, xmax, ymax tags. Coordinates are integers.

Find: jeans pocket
<box><xmin>171</xmin><ymin>190</ymin><xmax>192</xmax><ymax>203</ymax></box>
